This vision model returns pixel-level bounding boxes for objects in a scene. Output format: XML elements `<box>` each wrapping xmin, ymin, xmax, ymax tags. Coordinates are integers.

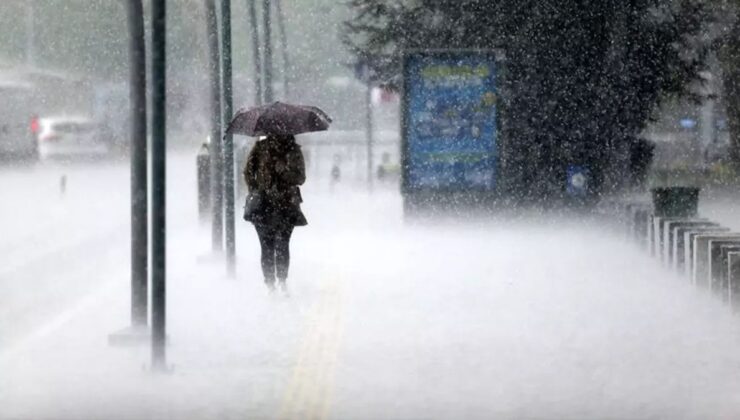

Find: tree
<box><xmin>719</xmin><ymin>0</ymin><xmax>740</xmax><ymax>170</ymax></box>
<box><xmin>344</xmin><ymin>0</ymin><xmax>714</xmax><ymax>202</ymax></box>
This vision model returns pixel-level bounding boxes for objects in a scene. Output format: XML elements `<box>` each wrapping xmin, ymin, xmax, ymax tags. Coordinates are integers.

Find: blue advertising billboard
<box><xmin>402</xmin><ymin>51</ymin><xmax>499</xmax><ymax>192</ymax></box>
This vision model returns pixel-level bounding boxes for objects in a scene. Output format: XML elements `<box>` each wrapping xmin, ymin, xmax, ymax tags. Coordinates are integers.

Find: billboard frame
<box><xmin>400</xmin><ymin>49</ymin><xmax>507</xmax><ymax>212</ymax></box>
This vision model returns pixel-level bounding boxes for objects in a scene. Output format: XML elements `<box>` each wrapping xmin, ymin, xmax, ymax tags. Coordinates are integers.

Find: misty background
<box><xmin>0</xmin><ymin>0</ymin><xmax>396</xmax><ymax>148</ymax></box>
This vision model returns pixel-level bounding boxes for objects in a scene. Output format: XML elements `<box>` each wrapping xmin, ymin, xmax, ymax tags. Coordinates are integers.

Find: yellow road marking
<box><xmin>279</xmin><ymin>272</ymin><xmax>345</xmax><ymax>420</ymax></box>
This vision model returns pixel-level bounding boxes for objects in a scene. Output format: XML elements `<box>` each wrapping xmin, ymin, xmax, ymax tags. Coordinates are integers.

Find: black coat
<box><xmin>243</xmin><ymin>137</ymin><xmax>308</xmax><ymax>228</ymax></box>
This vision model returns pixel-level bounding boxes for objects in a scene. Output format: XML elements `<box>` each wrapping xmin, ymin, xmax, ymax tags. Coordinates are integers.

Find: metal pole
<box><xmin>262</xmin><ymin>0</ymin><xmax>274</xmax><ymax>103</ymax></box>
<box><xmin>274</xmin><ymin>0</ymin><xmax>289</xmax><ymax>97</ymax></box>
<box><xmin>150</xmin><ymin>0</ymin><xmax>167</xmax><ymax>371</ymax></box>
<box><xmin>222</xmin><ymin>0</ymin><xmax>236</xmax><ymax>276</ymax></box>
<box><xmin>206</xmin><ymin>0</ymin><xmax>224</xmax><ymax>252</ymax></box>
<box><xmin>128</xmin><ymin>0</ymin><xmax>148</xmax><ymax>327</ymax></box>
<box><xmin>366</xmin><ymin>80</ymin><xmax>374</xmax><ymax>191</ymax></box>
<box><xmin>25</xmin><ymin>0</ymin><xmax>35</xmax><ymax>67</ymax></box>
<box><xmin>247</xmin><ymin>0</ymin><xmax>263</xmax><ymax>105</ymax></box>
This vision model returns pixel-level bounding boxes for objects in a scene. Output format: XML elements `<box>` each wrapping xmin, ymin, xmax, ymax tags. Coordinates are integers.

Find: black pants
<box><xmin>255</xmin><ymin>223</ymin><xmax>294</xmax><ymax>284</ymax></box>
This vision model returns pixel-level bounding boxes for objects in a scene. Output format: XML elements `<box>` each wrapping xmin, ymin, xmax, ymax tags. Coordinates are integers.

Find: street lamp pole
<box><xmin>25</xmin><ymin>0</ymin><xmax>35</xmax><ymax>67</ymax></box>
<box><xmin>274</xmin><ymin>0</ymin><xmax>290</xmax><ymax>98</ymax></box>
<box><xmin>362</xmin><ymin>64</ymin><xmax>374</xmax><ymax>191</ymax></box>
<box><xmin>150</xmin><ymin>0</ymin><xmax>168</xmax><ymax>371</ymax></box>
<box><xmin>222</xmin><ymin>0</ymin><xmax>236</xmax><ymax>276</ymax></box>
<box><xmin>262</xmin><ymin>0</ymin><xmax>274</xmax><ymax>103</ymax></box>
<box><xmin>246</xmin><ymin>0</ymin><xmax>263</xmax><ymax>105</ymax></box>
<box><xmin>206</xmin><ymin>0</ymin><xmax>224</xmax><ymax>252</ymax></box>
<box><xmin>127</xmin><ymin>0</ymin><xmax>148</xmax><ymax>327</ymax></box>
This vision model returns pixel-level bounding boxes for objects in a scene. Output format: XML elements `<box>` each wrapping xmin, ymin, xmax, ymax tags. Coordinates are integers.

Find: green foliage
<box><xmin>343</xmin><ymin>0</ymin><xmax>716</xmax><ymax>200</ymax></box>
<box><xmin>718</xmin><ymin>1</ymin><xmax>740</xmax><ymax>167</ymax></box>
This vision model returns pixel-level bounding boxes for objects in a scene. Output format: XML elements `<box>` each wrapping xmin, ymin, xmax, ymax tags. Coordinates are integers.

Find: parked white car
<box><xmin>37</xmin><ymin>116</ymin><xmax>109</xmax><ymax>160</ymax></box>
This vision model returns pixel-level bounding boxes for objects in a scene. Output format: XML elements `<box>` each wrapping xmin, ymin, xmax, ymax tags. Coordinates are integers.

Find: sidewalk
<box><xmin>4</xmin><ymin>190</ymin><xmax>740</xmax><ymax>419</ymax></box>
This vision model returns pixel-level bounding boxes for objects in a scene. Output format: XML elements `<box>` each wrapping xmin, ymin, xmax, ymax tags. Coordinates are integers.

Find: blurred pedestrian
<box><xmin>377</xmin><ymin>152</ymin><xmax>391</xmax><ymax>181</ymax></box>
<box><xmin>330</xmin><ymin>153</ymin><xmax>341</xmax><ymax>191</ymax></box>
<box><xmin>243</xmin><ymin>134</ymin><xmax>307</xmax><ymax>294</ymax></box>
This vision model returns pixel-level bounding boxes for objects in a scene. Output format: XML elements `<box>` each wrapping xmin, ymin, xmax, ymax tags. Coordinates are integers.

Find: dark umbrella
<box><xmin>226</xmin><ymin>101</ymin><xmax>332</xmax><ymax>137</ymax></box>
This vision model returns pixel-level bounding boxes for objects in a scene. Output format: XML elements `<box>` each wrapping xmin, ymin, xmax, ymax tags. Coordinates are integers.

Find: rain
<box><xmin>1</xmin><ymin>0</ymin><xmax>740</xmax><ymax>418</ymax></box>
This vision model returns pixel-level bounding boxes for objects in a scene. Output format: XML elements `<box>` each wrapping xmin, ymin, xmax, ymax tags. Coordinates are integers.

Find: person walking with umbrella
<box><xmin>228</xmin><ymin>102</ymin><xmax>331</xmax><ymax>294</ymax></box>
<box><xmin>243</xmin><ymin>134</ymin><xmax>306</xmax><ymax>293</ymax></box>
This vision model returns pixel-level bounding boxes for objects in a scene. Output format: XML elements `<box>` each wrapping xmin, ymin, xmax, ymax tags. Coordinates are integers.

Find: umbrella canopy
<box><xmin>226</xmin><ymin>101</ymin><xmax>332</xmax><ymax>137</ymax></box>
